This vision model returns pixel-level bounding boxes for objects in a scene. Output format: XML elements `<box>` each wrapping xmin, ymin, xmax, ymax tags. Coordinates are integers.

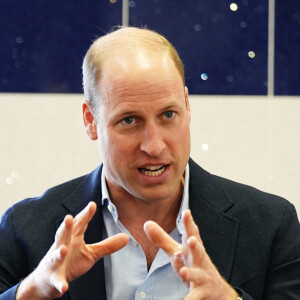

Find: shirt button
<box><xmin>108</xmin><ymin>205</ymin><xmax>113</xmax><ymax>212</ymax></box>
<box><xmin>132</xmin><ymin>240</ymin><xmax>138</xmax><ymax>247</ymax></box>
<box><xmin>139</xmin><ymin>291</ymin><xmax>146</xmax><ymax>299</ymax></box>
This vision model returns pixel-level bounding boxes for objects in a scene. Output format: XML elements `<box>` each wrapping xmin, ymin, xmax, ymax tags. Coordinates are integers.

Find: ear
<box><xmin>184</xmin><ymin>86</ymin><xmax>191</xmax><ymax>123</ymax></box>
<box><xmin>82</xmin><ymin>99</ymin><xmax>98</xmax><ymax>140</ymax></box>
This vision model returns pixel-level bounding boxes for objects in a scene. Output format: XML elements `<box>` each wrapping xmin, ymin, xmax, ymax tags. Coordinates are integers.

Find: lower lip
<box><xmin>137</xmin><ymin>165</ymin><xmax>170</xmax><ymax>184</ymax></box>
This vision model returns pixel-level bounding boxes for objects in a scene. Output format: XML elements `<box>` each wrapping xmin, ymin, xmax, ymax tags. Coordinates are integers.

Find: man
<box><xmin>0</xmin><ymin>27</ymin><xmax>300</xmax><ymax>300</ymax></box>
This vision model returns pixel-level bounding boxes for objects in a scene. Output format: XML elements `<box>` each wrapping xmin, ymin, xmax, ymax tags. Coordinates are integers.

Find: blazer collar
<box><xmin>60</xmin><ymin>164</ymin><xmax>104</xmax><ymax>215</ymax></box>
<box><xmin>189</xmin><ymin>159</ymin><xmax>240</xmax><ymax>282</ymax></box>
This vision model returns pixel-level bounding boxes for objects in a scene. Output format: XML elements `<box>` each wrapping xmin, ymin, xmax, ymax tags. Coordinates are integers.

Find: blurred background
<box><xmin>0</xmin><ymin>0</ymin><xmax>300</xmax><ymax>215</ymax></box>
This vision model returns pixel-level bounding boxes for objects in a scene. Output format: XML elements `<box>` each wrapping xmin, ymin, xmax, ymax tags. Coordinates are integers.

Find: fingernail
<box><xmin>174</xmin><ymin>251</ymin><xmax>182</xmax><ymax>258</ymax></box>
<box><xmin>183</xmin><ymin>209</ymin><xmax>191</xmax><ymax>218</ymax></box>
<box><xmin>171</xmin><ymin>251</ymin><xmax>182</xmax><ymax>264</ymax></box>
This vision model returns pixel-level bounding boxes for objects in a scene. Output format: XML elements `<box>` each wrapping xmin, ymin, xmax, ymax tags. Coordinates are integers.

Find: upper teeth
<box><xmin>141</xmin><ymin>165</ymin><xmax>166</xmax><ymax>176</ymax></box>
<box><xmin>145</xmin><ymin>165</ymin><xmax>163</xmax><ymax>171</ymax></box>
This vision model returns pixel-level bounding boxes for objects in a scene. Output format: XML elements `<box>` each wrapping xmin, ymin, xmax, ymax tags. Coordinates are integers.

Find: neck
<box><xmin>105</xmin><ymin>180</ymin><xmax>184</xmax><ymax>270</ymax></box>
<box><xmin>106</xmin><ymin>182</ymin><xmax>183</xmax><ymax>231</ymax></box>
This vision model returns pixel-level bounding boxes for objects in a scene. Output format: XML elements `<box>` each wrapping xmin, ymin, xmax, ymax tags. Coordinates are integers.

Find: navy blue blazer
<box><xmin>1</xmin><ymin>159</ymin><xmax>300</xmax><ymax>299</ymax></box>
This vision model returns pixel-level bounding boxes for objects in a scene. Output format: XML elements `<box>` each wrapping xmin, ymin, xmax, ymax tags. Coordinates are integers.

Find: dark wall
<box><xmin>0</xmin><ymin>0</ymin><xmax>299</xmax><ymax>95</ymax></box>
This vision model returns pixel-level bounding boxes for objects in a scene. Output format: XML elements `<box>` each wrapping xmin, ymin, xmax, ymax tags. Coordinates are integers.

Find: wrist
<box><xmin>16</xmin><ymin>273</ymin><xmax>51</xmax><ymax>300</ymax></box>
<box><xmin>224</xmin><ymin>279</ymin><xmax>240</xmax><ymax>300</ymax></box>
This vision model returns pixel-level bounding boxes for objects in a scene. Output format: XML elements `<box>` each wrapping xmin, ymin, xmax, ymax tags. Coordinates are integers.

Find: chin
<box><xmin>133</xmin><ymin>187</ymin><xmax>175</xmax><ymax>203</ymax></box>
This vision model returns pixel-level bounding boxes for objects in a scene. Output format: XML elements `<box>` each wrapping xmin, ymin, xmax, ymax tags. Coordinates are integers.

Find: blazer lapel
<box><xmin>55</xmin><ymin>165</ymin><xmax>107</xmax><ymax>300</ymax></box>
<box><xmin>189</xmin><ymin>159</ymin><xmax>240</xmax><ymax>282</ymax></box>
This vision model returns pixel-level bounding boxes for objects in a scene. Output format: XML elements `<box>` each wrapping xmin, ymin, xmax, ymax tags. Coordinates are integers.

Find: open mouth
<box><xmin>139</xmin><ymin>165</ymin><xmax>167</xmax><ymax>177</ymax></box>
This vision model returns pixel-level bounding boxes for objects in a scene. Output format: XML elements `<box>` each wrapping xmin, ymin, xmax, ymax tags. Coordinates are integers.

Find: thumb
<box><xmin>144</xmin><ymin>221</ymin><xmax>181</xmax><ymax>256</ymax></box>
<box><xmin>89</xmin><ymin>233</ymin><xmax>129</xmax><ymax>260</ymax></box>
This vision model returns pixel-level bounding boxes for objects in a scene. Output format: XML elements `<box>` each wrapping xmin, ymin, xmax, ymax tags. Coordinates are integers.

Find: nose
<box><xmin>140</xmin><ymin>122</ymin><xmax>166</xmax><ymax>158</ymax></box>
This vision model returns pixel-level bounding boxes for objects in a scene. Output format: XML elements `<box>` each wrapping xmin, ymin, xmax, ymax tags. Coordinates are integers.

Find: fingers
<box><xmin>31</xmin><ymin>245</ymin><xmax>70</xmax><ymax>298</ymax></box>
<box><xmin>183</xmin><ymin>210</ymin><xmax>202</xmax><ymax>245</ymax></box>
<box><xmin>27</xmin><ymin>202</ymin><xmax>102</xmax><ymax>299</ymax></box>
<box><xmin>73</xmin><ymin>202</ymin><xmax>97</xmax><ymax>236</ymax></box>
<box><xmin>55</xmin><ymin>202</ymin><xmax>96</xmax><ymax>246</ymax></box>
<box><xmin>180</xmin><ymin>266</ymin><xmax>206</xmax><ymax>285</ymax></box>
<box><xmin>171</xmin><ymin>252</ymin><xmax>190</xmax><ymax>287</ymax></box>
<box><xmin>55</xmin><ymin>215</ymin><xmax>73</xmax><ymax>247</ymax></box>
<box><xmin>48</xmin><ymin>245</ymin><xmax>68</xmax><ymax>267</ymax></box>
<box><xmin>49</xmin><ymin>271</ymin><xmax>69</xmax><ymax>295</ymax></box>
<box><xmin>171</xmin><ymin>251</ymin><xmax>185</xmax><ymax>273</ymax></box>
<box><xmin>186</xmin><ymin>236</ymin><xmax>205</xmax><ymax>267</ymax></box>
<box><xmin>89</xmin><ymin>233</ymin><xmax>129</xmax><ymax>260</ymax></box>
<box><xmin>144</xmin><ymin>221</ymin><xmax>182</xmax><ymax>256</ymax></box>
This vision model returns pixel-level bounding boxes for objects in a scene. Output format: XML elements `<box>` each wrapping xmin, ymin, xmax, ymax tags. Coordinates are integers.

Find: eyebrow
<box><xmin>161</xmin><ymin>103</ymin><xmax>180</xmax><ymax>110</ymax></box>
<box><xmin>116</xmin><ymin>110</ymin><xmax>138</xmax><ymax>117</ymax></box>
<box><xmin>113</xmin><ymin>102</ymin><xmax>182</xmax><ymax>119</ymax></box>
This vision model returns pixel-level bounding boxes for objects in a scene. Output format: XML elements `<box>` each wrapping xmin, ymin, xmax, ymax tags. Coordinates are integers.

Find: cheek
<box><xmin>176</xmin><ymin>124</ymin><xmax>191</xmax><ymax>161</ymax></box>
<box><xmin>175</xmin><ymin>122</ymin><xmax>191</xmax><ymax>145</ymax></box>
<box><xmin>103</xmin><ymin>133</ymin><xmax>137</xmax><ymax>161</ymax></box>
<box><xmin>97</xmin><ymin>129</ymin><xmax>117</xmax><ymax>163</ymax></box>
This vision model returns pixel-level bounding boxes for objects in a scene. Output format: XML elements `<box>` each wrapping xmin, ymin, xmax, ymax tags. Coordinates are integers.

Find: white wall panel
<box><xmin>1</xmin><ymin>94</ymin><xmax>299</xmax><ymax>216</ymax></box>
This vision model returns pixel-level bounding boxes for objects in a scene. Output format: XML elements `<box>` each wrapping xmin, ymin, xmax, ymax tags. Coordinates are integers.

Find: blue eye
<box><xmin>164</xmin><ymin>111</ymin><xmax>174</xmax><ymax>119</ymax></box>
<box><xmin>123</xmin><ymin>116</ymin><xmax>134</xmax><ymax>125</ymax></box>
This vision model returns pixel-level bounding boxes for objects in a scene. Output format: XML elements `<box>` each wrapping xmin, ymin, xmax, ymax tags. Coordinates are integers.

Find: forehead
<box><xmin>99</xmin><ymin>52</ymin><xmax>184</xmax><ymax>107</ymax></box>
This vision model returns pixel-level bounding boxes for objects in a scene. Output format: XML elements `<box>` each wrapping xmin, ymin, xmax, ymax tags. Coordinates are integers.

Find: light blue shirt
<box><xmin>101</xmin><ymin>164</ymin><xmax>190</xmax><ymax>300</ymax></box>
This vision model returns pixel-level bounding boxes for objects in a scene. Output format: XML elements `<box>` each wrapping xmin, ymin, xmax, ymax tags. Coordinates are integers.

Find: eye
<box><xmin>164</xmin><ymin>111</ymin><xmax>175</xmax><ymax>119</ymax></box>
<box><xmin>122</xmin><ymin>116</ymin><xmax>134</xmax><ymax>125</ymax></box>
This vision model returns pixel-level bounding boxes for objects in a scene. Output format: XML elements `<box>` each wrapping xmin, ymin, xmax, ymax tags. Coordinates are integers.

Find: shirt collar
<box><xmin>101</xmin><ymin>170</ymin><xmax>119</xmax><ymax>222</ymax></box>
<box><xmin>176</xmin><ymin>163</ymin><xmax>190</xmax><ymax>234</ymax></box>
<box><xmin>101</xmin><ymin>163</ymin><xmax>190</xmax><ymax>233</ymax></box>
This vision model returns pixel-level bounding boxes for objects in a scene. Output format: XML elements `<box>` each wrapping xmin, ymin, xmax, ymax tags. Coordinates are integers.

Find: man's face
<box><xmin>95</xmin><ymin>52</ymin><xmax>191</xmax><ymax>203</ymax></box>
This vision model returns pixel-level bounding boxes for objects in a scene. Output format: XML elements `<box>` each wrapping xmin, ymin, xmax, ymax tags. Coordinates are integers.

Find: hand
<box><xmin>17</xmin><ymin>202</ymin><xmax>129</xmax><ymax>300</ymax></box>
<box><xmin>144</xmin><ymin>210</ymin><xmax>238</xmax><ymax>300</ymax></box>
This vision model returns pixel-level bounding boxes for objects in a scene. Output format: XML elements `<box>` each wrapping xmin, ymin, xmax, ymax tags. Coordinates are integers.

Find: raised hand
<box><xmin>16</xmin><ymin>202</ymin><xmax>129</xmax><ymax>300</ymax></box>
<box><xmin>144</xmin><ymin>210</ymin><xmax>239</xmax><ymax>300</ymax></box>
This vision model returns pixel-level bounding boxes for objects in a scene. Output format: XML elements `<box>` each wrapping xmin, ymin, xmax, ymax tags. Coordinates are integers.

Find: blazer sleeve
<box><xmin>0</xmin><ymin>207</ymin><xmax>25</xmax><ymax>299</ymax></box>
<box><xmin>232</xmin><ymin>201</ymin><xmax>300</xmax><ymax>300</ymax></box>
<box><xmin>262</xmin><ymin>202</ymin><xmax>300</xmax><ymax>299</ymax></box>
